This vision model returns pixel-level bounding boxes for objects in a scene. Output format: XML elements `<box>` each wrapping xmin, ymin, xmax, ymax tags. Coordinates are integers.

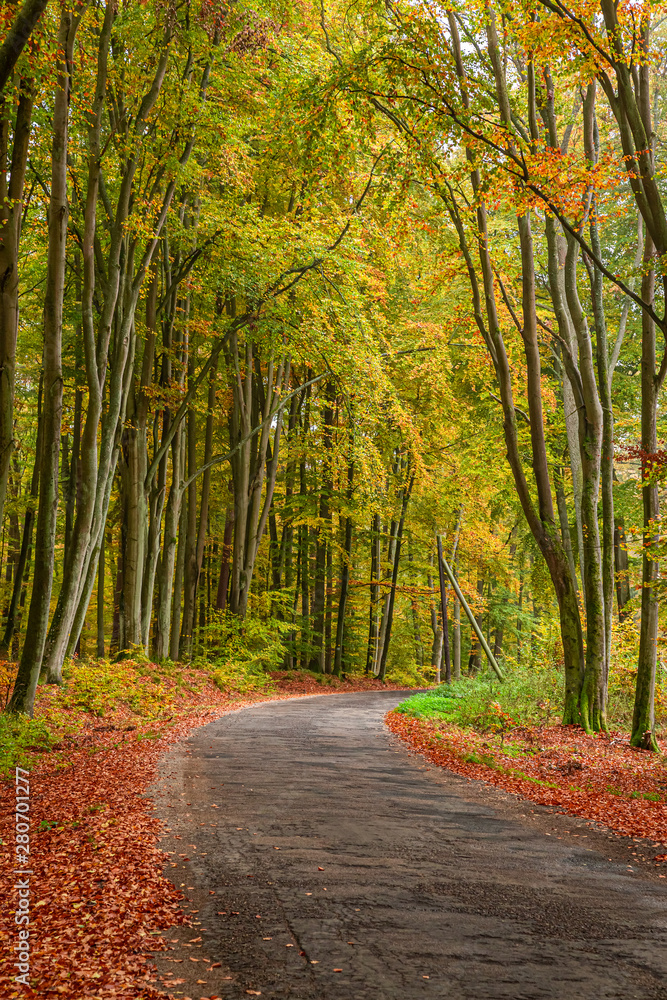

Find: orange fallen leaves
<box><xmin>386</xmin><ymin>712</ymin><xmax>667</xmax><ymax>846</ymax></box>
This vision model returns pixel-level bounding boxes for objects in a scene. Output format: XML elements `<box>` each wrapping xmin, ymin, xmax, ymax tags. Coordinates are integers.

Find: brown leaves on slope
<box><xmin>386</xmin><ymin>712</ymin><xmax>667</xmax><ymax>848</ymax></box>
<box><xmin>0</xmin><ymin>716</ymin><xmax>195</xmax><ymax>999</ymax></box>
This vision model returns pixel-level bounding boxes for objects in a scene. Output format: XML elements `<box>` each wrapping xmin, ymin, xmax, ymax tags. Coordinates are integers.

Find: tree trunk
<box><xmin>0</xmin><ymin>374</ymin><xmax>41</xmax><ymax>655</ymax></box>
<box><xmin>333</xmin><ymin>458</ymin><xmax>354</xmax><ymax>676</ymax></box>
<box><xmin>378</xmin><ymin>470</ymin><xmax>414</xmax><ymax>681</ymax></box>
<box><xmin>437</xmin><ymin>535</ymin><xmax>451</xmax><ymax>683</ymax></box>
<box><xmin>453</xmin><ymin>558</ymin><xmax>461</xmax><ymax>680</ymax></box>
<box><xmin>180</xmin><ymin>392</ymin><xmax>198</xmax><ymax>656</ymax></box>
<box><xmin>614</xmin><ymin>517</ymin><xmax>631</xmax><ymax>619</ymax></box>
<box><xmin>154</xmin><ymin>423</ymin><xmax>185</xmax><ymax>660</ymax></box>
<box><xmin>216</xmin><ymin>504</ymin><xmax>234</xmax><ymax>612</ymax></box>
<box><xmin>170</xmin><ymin>486</ymin><xmax>187</xmax><ymax>662</ymax></box>
<box><xmin>632</xmin><ymin>235</ymin><xmax>661</xmax><ymax>748</ymax></box>
<box><xmin>365</xmin><ymin>512</ymin><xmax>380</xmax><ymax>674</ymax></box>
<box><xmin>97</xmin><ymin>539</ymin><xmax>105</xmax><ymax>658</ymax></box>
<box><xmin>9</xmin><ymin>8</ymin><xmax>75</xmax><ymax>713</ymax></box>
<box><xmin>0</xmin><ymin>79</ymin><xmax>32</xmax><ymax>536</ymax></box>
<box><xmin>310</xmin><ymin>390</ymin><xmax>334</xmax><ymax>672</ymax></box>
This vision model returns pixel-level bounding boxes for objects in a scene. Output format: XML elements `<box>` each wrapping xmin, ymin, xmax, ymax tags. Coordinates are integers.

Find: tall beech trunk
<box><xmin>216</xmin><ymin>505</ymin><xmax>234</xmax><ymax>611</ymax></box>
<box><xmin>191</xmin><ymin>361</ymin><xmax>216</xmax><ymax>614</ymax></box>
<box><xmin>0</xmin><ymin>375</ymin><xmax>41</xmax><ymax>655</ymax></box>
<box><xmin>365</xmin><ymin>512</ymin><xmax>381</xmax><ymax>674</ymax></box>
<box><xmin>180</xmin><ymin>372</ymin><xmax>199</xmax><ymax>655</ymax></box>
<box><xmin>96</xmin><ymin>541</ymin><xmax>105</xmax><ymax>657</ymax></box>
<box><xmin>633</xmin><ymin>236</ymin><xmax>662</xmax><ymax>748</ymax></box>
<box><xmin>444</xmin><ymin>12</ymin><xmax>585</xmax><ymax>723</ymax></box>
<box><xmin>437</xmin><ymin>535</ymin><xmax>450</xmax><ymax>683</ymax></box>
<box><xmin>226</xmin><ymin>333</ymin><xmax>290</xmax><ymax>618</ymax></box>
<box><xmin>333</xmin><ymin>458</ymin><xmax>354</xmax><ymax>676</ymax></box>
<box><xmin>41</xmin><ymin>27</ymin><xmax>213</xmax><ymax>683</ymax></box>
<box><xmin>310</xmin><ymin>390</ymin><xmax>334</xmax><ymax>671</ymax></box>
<box><xmin>614</xmin><ymin>518</ymin><xmax>631</xmax><ymax>619</ymax></box>
<box><xmin>170</xmin><ymin>484</ymin><xmax>187</xmax><ymax>661</ymax></box>
<box><xmin>375</xmin><ymin>516</ymin><xmax>398</xmax><ymax>675</ymax></box>
<box><xmin>452</xmin><ymin>559</ymin><xmax>461</xmax><ymax>680</ymax></box>
<box><xmin>563</xmin><ymin>229</ymin><xmax>606</xmax><ymax>732</ymax></box>
<box><xmin>378</xmin><ymin>468</ymin><xmax>414</xmax><ymax>681</ymax></box>
<box><xmin>154</xmin><ymin>421</ymin><xmax>185</xmax><ymax>660</ymax></box>
<box><xmin>9</xmin><ymin>8</ymin><xmax>76</xmax><ymax>713</ymax></box>
<box><xmin>299</xmin><ymin>521</ymin><xmax>309</xmax><ymax>670</ymax></box>
<box><xmin>0</xmin><ymin>78</ymin><xmax>32</xmax><ymax>536</ymax></box>
<box><xmin>584</xmin><ymin>82</ymin><xmax>615</xmax><ymax>702</ymax></box>
<box><xmin>428</xmin><ymin>554</ymin><xmax>442</xmax><ymax>681</ymax></box>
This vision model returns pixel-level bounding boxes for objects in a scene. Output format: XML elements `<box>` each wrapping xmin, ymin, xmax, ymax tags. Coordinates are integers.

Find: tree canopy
<box><xmin>1</xmin><ymin>0</ymin><xmax>666</xmax><ymax>748</ymax></box>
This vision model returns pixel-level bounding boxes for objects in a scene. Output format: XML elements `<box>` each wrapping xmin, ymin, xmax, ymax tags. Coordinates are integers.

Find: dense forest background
<box><xmin>1</xmin><ymin>0</ymin><xmax>667</xmax><ymax>745</ymax></box>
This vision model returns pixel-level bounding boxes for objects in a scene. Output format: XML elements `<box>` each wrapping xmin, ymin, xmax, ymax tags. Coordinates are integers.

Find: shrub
<box><xmin>0</xmin><ymin>714</ymin><xmax>57</xmax><ymax>778</ymax></box>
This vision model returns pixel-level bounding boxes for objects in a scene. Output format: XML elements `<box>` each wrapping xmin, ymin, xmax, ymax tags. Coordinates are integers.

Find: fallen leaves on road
<box><xmin>386</xmin><ymin>712</ymin><xmax>667</xmax><ymax>847</ymax></box>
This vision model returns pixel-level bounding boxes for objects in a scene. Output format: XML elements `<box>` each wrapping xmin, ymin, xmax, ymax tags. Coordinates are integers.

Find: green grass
<box><xmin>396</xmin><ymin>667</ymin><xmax>562</xmax><ymax>731</ymax></box>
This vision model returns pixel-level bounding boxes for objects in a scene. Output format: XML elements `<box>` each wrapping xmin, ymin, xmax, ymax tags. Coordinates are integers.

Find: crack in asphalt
<box><xmin>150</xmin><ymin>691</ymin><xmax>667</xmax><ymax>1000</ymax></box>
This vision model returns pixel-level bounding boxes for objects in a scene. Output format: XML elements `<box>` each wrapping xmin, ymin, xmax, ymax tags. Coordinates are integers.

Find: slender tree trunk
<box><xmin>154</xmin><ymin>423</ymin><xmax>185</xmax><ymax>659</ymax></box>
<box><xmin>216</xmin><ymin>505</ymin><xmax>234</xmax><ymax>612</ymax></box>
<box><xmin>180</xmin><ymin>393</ymin><xmax>198</xmax><ymax>655</ymax></box>
<box><xmin>365</xmin><ymin>512</ymin><xmax>380</xmax><ymax>674</ymax></box>
<box><xmin>310</xmin><ymin>390</ymin><xmax>334</xmax><ymax>672</ymax></box>
<box><xmin>95</xmin><ymin>539</ymin><xmax>104</xmax><ymax>657</ymax></box>
<box><xmin>632</xmin><ymin>235</ymin><xmax>661</xmax><ymax>748</ymax></box>
<box><xmin>170</xmin><ymin>485</ymin><xmax>187</xmax><ymax>661</ymax></box>
<box><xmin>614</xmin><ymin>517</ymin><xmax>631</xmax><ymax>619</ymax></box>
<box><xmin>0</xmin><ymin>79</ymin><xmax>32</xmax><ymax>536</ymax></box>
<box><xmin>437</xmin><ymin>535</ymin><xmax>451</xmax><ymax>683</ymax></box>
<box><xmin>453</xmin><ymin>554</ymin><xmax>461</xmax><ymax>681</ymax></box>
<box><xmin>378</xmin><ymin>470</ymin><xmax>414</xmax><ymax>681</ymax></box>
<box><xmin>333</xmin><ymin>458</ymin><xmax>353</xmax><ymax>676</ymax></box>
<box><xmin>0</xmin><ymin>375</ymin><xmax>41</xmax><ymax>655</ymax></box>
<box><xmin>9</xmin><ymin>8</ymin><xmax>75</xmax><ymax>712</ymax></box>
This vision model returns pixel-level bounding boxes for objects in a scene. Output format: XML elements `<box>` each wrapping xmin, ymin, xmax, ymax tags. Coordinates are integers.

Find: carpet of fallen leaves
<box><xmin>386</xmin><ymin>712</ymin><xmax>667</xmax><ymax>850</ymax></box>
<box><xmin>0</xmin><ymin>668</ymin><xmax>405</xmax><ymax>1000</ymax></box>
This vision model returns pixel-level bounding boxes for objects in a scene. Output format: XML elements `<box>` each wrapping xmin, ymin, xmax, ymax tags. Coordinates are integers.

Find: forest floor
<box><xmin>386</xmin><ymin>712</ymin><xmax>667</xmax><ymax>846</ymax></box>
<box><xmin>2</xmin><ymin>672</ymin><xmax>667</xmax><ymax>999</ymax></box>
<box><xmin>0</xmin><ymin>665</ymin><xmax>409</xmax><ymax>1000</ymax></box>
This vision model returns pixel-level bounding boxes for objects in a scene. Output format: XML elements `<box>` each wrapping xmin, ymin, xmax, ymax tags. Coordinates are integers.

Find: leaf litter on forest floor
<box><xmin>0</xmin><ymin>667</ymin><xmax>407</xmax><ymax>999</ymax></box>
<box><xmin>386</xmin><ymin>711</ymin><xmax>667</xmax><ymax>850</ymax></box>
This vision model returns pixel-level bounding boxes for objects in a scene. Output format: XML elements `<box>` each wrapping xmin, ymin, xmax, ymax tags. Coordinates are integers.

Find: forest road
<box><xmin>151</xmin><ymin>691</ymin><xmax>667</xmax><ymax>1000</ymax></box>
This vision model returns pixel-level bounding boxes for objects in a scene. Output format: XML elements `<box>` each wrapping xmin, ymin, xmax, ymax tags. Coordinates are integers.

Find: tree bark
<box><xmin>333</xmin><ymin>458</ymin><xmax>354</xmax><ymax>676</ymax></box>
<box><xmin>9</xmin><ymin>7</ymin><xmax>76</xmax><ymax>712</ymax></box>
<box><xmin>632</xmin><ymin>234</ymin><xmax>661</xmax><ymax>748</ymax></box>
<box><xmin>365</xmin><ymin>512</ymin><xmax>381</xmax><ymax>674</ymax></box>
<box><xmin>0</xmin><ymin>79</ymin><xmax>32</xmax><ymax>536</ymax></box>
<box><xmin>378</xmin><ymin>469</ymin><xmax>414</xmax><ymax>681</ymax></box>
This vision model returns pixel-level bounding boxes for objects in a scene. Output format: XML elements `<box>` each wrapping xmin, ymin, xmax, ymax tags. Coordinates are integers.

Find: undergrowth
<box><xmin>397</xmin><ymin>654</ymin><xmax>667</xmax><ymax>735</ymax></box>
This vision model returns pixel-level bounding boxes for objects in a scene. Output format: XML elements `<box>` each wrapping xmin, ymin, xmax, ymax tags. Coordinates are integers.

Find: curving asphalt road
<box><xmin>151</xmin><ymin>691</ymin><xmax>667</xmax><ymax>1000</ymax></box>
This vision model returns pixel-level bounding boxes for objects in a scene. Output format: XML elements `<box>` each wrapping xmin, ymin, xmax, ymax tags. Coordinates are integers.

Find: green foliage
<box><xmin>396</xmin><ymin>666</ymin><xmax>562</xmax><ymax>730</ymax></box>
<box><xmin>62</xmin><ymin>659</ymin><xmax>175</xmax><ymax>718</ymax></box>
<box><xmin>194</xmin><ymin>610</ymin><xmax>293</xmax><ymax>695</ymax></box>
<box><xmin>0</xmin><ymin>713</ymin><xmax>57</xmax><ymax>778</ymax></box>
<box><xmin>384</xmin><ymin>660</ymin><xmax>430</xmax><ymax>688</ymax></box>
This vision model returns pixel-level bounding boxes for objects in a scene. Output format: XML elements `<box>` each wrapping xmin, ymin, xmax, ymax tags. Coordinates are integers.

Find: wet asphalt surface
<box><xmin>150</xmin><ymin>691</ymin><xmax>667</xmax><ymax>1000</ymax></box>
